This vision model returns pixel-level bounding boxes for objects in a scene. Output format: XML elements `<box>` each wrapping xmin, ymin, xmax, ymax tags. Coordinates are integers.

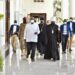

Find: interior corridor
<box><xmin>5</xmin><ymin>41</ymin><xmax>75</xmax><ymax>75</ymax></box>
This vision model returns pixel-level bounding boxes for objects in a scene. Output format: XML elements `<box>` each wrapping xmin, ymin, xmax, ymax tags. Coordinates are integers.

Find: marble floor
<box><xmin>5</xmin><ymin>43</ymin><xmax>75</xmax><ymax>75</ymax></box>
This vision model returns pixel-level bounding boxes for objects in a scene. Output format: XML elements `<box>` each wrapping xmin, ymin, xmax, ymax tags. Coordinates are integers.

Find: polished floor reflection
<box><xmin>5</xmin><ymin>43</ymin><xmax>75</xmax><ymax>75</ymax></box>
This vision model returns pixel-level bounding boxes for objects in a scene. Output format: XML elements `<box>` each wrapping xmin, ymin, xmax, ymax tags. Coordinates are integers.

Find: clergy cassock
<box><xmin>44</xmin><ymin>22</ymin><xmax>59</xmax><ymax>61</ymax></box>
<box><xmin>37</xmin><ymin>23</ymin><xmax>46</xmax><ymax>55</ymax></box>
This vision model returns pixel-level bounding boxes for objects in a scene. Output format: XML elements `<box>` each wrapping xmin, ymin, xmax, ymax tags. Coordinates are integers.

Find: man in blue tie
<box><xmin>67</xmin><ymin>17</ymin><xmax>75</xmax><ymax>52</ymax></box>
<box><xmin>60</xmin><ymin>19</ymin><xmax>69</xmax><ymax>53</ymax></box>
<box><xmin>9</xmin><ymin>20</ymin><xmax>19</xmax><ymax>52</ymax></box>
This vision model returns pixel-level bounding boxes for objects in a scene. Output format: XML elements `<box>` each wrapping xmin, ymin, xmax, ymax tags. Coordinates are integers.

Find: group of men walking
<box><xmin>9</xmin><ymin>16</ymin><xmax>75</xmax><ymax>62</ymax></box>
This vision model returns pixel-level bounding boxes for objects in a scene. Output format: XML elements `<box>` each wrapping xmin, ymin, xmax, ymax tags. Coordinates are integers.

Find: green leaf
<box><xmin>0</xmin><ymin>51</ymin><xmax>3</xmax><ymax>72</ymax></box>
<box><xmin>0</xmin><ymin>14</ymin><xmax>4</xmax><ymax>20</ymax></box>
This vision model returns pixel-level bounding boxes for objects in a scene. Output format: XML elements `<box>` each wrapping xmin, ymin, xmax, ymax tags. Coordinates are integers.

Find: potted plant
<box><xmin>0</xmin><ymin>51</ymin><xmax>3</xmax><ymax>72</ymax></box>
<box><xmin>0</xmin><ymin>13</ymin><xmax>4</xmax><ymax>75</ymax></box>
<box><xmin>0</xmin><ymin>14</ymin><xmax>4</xmax><ymax>20</ymax></box>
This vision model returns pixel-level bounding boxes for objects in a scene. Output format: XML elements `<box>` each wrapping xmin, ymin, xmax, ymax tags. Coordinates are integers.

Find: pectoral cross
<box><xmin>52</xmin><ymin>29</ymin><xmax>54</xmax><ymax>34</ymax></box>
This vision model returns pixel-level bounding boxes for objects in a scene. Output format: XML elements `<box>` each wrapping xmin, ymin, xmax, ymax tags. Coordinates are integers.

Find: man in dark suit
<box><xmin>67</xmin><ymin>17</ymin><xmax>75</xmax><ymax>52</ymax></box>
<box><xmin>10</xmin><ymin>20</ymin><xmax>19</xmax><ymax>36</ymax></box>
<box><xmin>60</xmin><ymin>19</ymin><xmax>69</xmax><ymax>53</ymax></box>
<box><xmin>9</xmin><ymin>20</ymin><xmax>19</xmax><ymax>52</ymax></box>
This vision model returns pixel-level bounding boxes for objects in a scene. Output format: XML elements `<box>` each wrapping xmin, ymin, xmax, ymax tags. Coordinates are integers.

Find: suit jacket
<box><xmin>67</xmin><ymin>21</ymin><xmax>74</xmax><ymax>32</ymax></box>
<box><xmin>60</xmin><ymin>23</ymin><xmax>69</xmax><ymax>36</ymax></box>
<box><xmin>67</xmin><ymin>21</ymin><xmax>75</xmax><ymax>36</ymax></box>
<box><xmin>9</xmin><ymin>24</ymin><xmax>19</xmax><ymax>35</ymax></box>
<box><xmin>73</xmin><ymin>22</ymin><xmax>75</xmax><ymax>33</ymax></box>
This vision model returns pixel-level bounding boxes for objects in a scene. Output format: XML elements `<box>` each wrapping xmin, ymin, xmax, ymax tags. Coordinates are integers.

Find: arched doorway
<box><xmin>30</xmin><ymin>13</ymin><xmax>46</xmax><ymax>24</ymax></box>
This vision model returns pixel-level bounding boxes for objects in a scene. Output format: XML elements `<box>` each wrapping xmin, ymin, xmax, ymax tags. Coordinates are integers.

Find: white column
<box><xmin>61</xmin><ymin>0</ymin><xmax>69</xmax><ymax>19</ymax></box>
<box><xmin>18</xmin><ymin>0</ymin><xmax>24</xmax><ymax>24</ymax></box>
<box><xmin>69</xmin><ymin>0</ymin><xmax>75</xmax><ymax>17</ymax></box>
<box><xmin>10</xmin><ymin>0</ymin><xmax>22</xmax><ymax>25</ymax></box>
<box><xmin>10</xmin><ymin>0</ymin><xmax>20</xmax><ymax>25</ymax></box>
<box><xmin>10</xmin><ymin>0</ymin><xmax>23</xmax><ymax>25</ymax></box>
<box><xmin>14</xmin><ymin>0</ymin><xmax>23</xmax><ymax>25</ymax></box>
<box><xmin>10</xmin><ymin>0</ymin><xmax>15</xmax><ymax>25</ymax></box>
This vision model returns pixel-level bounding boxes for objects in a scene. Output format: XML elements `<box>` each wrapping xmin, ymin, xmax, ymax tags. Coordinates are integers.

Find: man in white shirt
<box><xmin>24</xmin><ymin>18</ymin><xmax>40</xmax><ymax>62</ymax></box>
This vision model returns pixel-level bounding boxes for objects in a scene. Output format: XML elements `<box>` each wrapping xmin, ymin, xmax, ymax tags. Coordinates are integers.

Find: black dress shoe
<box><xmin>53</xmin><ymin>59</ymin><xmax>56</xmax><ymax>62</ymax></box>
<box><xmin>31</xmin><ymin>59</ymin><xmax>35</xmax><ymax>62</ymax></box>
<box><xmin>62</xmin><ymin>51</ymin><xmax>66</xmax><ymax>54</ymax></box>
<box><xmin>57</xmin><ymin>58</ymin><xmax>60</xmax><ymax>60</ymax></box>
<box><xmin>26</xmin><ymin>55</ymin><xmax>29</xmax><ymax>58</ymax></box>
<box><xmin>13</xmin><ymin>50</ymin><xmax>16</xmax><ymax>53</ymax></box>
<box><xmin>53</xmin><ymin>58</ymin><xmax>56</xmax><ymax>62</ymax></box>
<box><xmin>69</xmin><ymin>49</ymin><xmax>72</xmax><ymax>53</ymax></box>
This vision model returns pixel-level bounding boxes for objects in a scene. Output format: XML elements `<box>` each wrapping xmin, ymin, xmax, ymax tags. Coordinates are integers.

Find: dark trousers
<box><xmin>37</xmin><ymin>41</ymin><xmax>45</xmax><ymax>55</ymax></box>
<box><xmin>26</xmin><ymin>42</ymin><xmax>37</xmax><ymax>60</ymax></box>
<box><xmin>61</xmin><ymin>35</ymin><xmax>68</xmax><ymax>52</ymax></box>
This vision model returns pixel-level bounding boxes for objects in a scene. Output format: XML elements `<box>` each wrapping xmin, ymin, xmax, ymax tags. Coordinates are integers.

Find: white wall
<box><xmin>10</xmin><ymin>0</ymin><xmax>75</xmax><ymax>23</ymax></box>
<box><xmin>0</xmin><ymin>0</ymin><xmax>5</xmax><ymax>46</ymax></box>
<box><xmin>10</xmin><ymin>0</ymin><xmax>54</xmax><ymax>24</ymax></box>
<box><xmin>22</xmin><ymin>0</ymin><xmax>54</xmax><ymax>20</ymax></box>
<box><xmin>10</xmin><ymin>0</ymin><xmax>23</xmax><ymax>25</ymax></box>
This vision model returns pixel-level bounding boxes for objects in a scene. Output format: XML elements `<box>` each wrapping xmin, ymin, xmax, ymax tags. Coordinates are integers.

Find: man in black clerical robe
<box><xmin>44</xmin><ymin>21</ymin><xmax>60</xmax><ymax>61</ymax></box>
<box><xmin>37</xmin><ymin>20</ymin><xmax>46</xmax><ymax>55</ymax></box>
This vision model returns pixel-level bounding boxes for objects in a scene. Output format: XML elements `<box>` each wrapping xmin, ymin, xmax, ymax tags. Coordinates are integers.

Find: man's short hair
<box><xmin>40</xmin><ymin>17</ymin><xmax>44</xmax><ymax>20</ymax></box>
<box><xmin>69</xmin><ymin>17</ymin><xmax>73</xmax><ymax>20</ymax></box>
<box><xmin>14</xmin><ymin>20</ymin><xmax>17</xmax><ymax>23</ymax></box>
<box><xmin>23</xmin><ymin>17</ymin><xmax>26</xmax><ymax>23</ymax></box>
<box><xmin>30</xmin><ymin>17</ymin><xmax>34</xmax><ymax>20</ymax></box>
<box><xmin>63</xmin><ymin>19</ymin><xmax>67</xmax><ymax>22</ymax></box>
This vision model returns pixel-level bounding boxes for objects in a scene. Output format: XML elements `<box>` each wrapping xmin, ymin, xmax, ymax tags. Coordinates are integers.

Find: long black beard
<box><xmin>51</xmin><ymin>21</ymin><xmax>55</xmax><ymax>27</ymax></box>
